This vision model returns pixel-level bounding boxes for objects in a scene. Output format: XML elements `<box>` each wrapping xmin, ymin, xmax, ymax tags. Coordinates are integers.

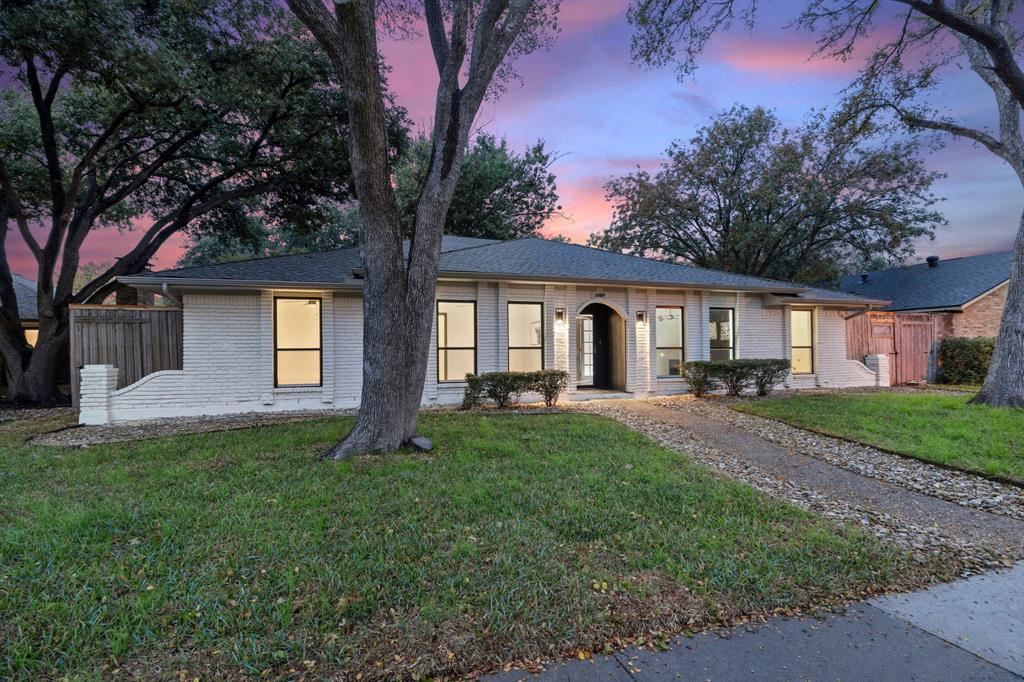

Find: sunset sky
<box><xmin>8</xmin><ymin>0</ymin><xmax>1020</xmax><ymax>278</ymax></box>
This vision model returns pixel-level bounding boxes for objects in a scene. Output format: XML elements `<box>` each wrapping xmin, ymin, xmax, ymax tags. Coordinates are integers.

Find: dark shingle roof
<box><xmin>125</xmin><ymin>236</ymin><xmax>886</xmax><ymax>303</ymax></box>
<box><xmin>4</xmin><ymin>274</ymin><xmax>37</xmax><ymax>321</ymax></box>
<box><xmin>835</xmin><ymin>251</ymin><xmax>1012</xmax><ymax>311</ymax></box>
<box><xmin>436</xmin><ymin>238</ymin><xmax>807</xmax><ymax>291</ymax></box>
<box><xmin>132</xmin><ymin>236</ymin><xmax>499</xmax><ymax>285</ymax></box>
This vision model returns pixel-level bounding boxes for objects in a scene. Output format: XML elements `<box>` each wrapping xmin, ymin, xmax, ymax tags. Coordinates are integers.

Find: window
<box><xmin>656</xmin><ymin>306</ymin><xmax>684</xmax><ymax>376</ymax></box>
<box><xmin>274</xmin><ymin>298</ymin><xmax>321</xmax><ymax>386</ymax></box>
<box><xmin>437</xmin><ymin>300</ymin><xmax>476</xmax><ymax>381</ymax></box>
<box><xmin>709</xmin><ymin>307</ymin><xmax>734</xmax><ymax>361</ymax></box>
<box><xmin>791</xmin><ymin>309</ymin><xmax>814</xmax><ymax>374</ymax></box>
<box><xmin>508</xmin><ymin>302</ymin><xmax>543</xmax><ymax>372</ymax></box>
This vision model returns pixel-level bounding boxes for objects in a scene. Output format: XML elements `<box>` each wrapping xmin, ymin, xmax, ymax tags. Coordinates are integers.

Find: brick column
<box><xmin>79</xmin><ymin>364</ymin><xmax>119</xmax><ymax>425</ymax></box>
<box><xmin>865</xmin><ymin>354</ymin><xmax>891</xmax><ymax>387</ymax></box>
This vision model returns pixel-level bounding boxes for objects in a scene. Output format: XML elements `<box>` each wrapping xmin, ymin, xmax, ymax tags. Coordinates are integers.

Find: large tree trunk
<box><xmin>972</xmin><ymin>210</ymin><xmax>1024</xmax><ymax>407</ymax></box>
<box><xmin>3</xmin><ymin>336</ymin><xmax>67</xmax><ymax>405</ymax></box>
<box><xmin>289</xmin><ymin>0</ymin><xmax>536</xmax><ymax>458</ymax></box>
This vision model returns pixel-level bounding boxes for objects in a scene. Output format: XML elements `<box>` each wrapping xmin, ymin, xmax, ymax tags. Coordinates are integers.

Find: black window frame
<box><xmin>273</xmin><ymin>296</ymin><xmax>323</xmax><ymax>388</ymax></box>
<box><xmin>436</xmin><ymin>299</ymin><xmax>477</xmax><ymax>383</ymax></box>
<box><xmin>790</xmin><ymin>308</ymin><xmax>814</xmax><ymax>375</ymax></box>
<box><xmin>655</xmin><ymin>305</ymin><xmax>685</xmax><ymax>378</ymax></box>
<box><xmin>709</xmin><ymin>307</ymin><xmax>735</xmax><ymax>361</ymax></box>
<box><xmin>507</xmin><ymin>301</ymin><xmax>545</xmax><ymax>372</ymax></box>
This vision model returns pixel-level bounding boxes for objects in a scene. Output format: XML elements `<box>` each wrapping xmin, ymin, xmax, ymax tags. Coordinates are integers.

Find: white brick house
<box><xmin>80</xmin><ymin>237</ymin><xmax>890</xmax><ymax>424</ymax></box>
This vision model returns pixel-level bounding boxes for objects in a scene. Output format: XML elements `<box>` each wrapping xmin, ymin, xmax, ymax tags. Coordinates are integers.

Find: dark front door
<box><xmin>578</xmin><ymin>303</ymin><xmax>615</xmax><ymax>389</ymax></box>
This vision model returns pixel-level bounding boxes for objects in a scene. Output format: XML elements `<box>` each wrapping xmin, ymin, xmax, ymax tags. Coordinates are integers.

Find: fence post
<box><xmin>79</xmin><ymin>365</ymin><xmax>119</xmax><ymax>425</ymax></box>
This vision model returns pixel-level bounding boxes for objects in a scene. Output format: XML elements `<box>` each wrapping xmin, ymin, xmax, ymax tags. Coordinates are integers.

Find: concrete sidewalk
<box><xmin>873</xmin><ymin>561</ymin><xmax>1024</xmax><ymax>676</ymax></box>
<box><xmin>486</xmin><ymin>563</ymin><xmax>1024</xmax><ymax>682</ymax></box>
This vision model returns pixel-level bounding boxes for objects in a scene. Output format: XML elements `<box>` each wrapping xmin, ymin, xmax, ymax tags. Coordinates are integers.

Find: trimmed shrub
<box><xmin>533</xmin><ymin>369</ymin><xmax>570</xmax><ymax>407</ymax></box>
<box><xmin>484</xmin><ymin>372</ymin><xmax>531</xmax><ymax>408</ymax></box>
<box><xmin>461</xmin><ymin>369</ymin><xmax>570</xmax><ymax>409</ymax></box>
<box><xmin>750</xmin><ymin>359</ymin><xmax>791</xmax><ymax>397</ymax></box>
<box><xmin>681</xmin><ymin>361</ymin><xmax>717</xmax><ymax>398</ymax></box>
<box><xmin>461</xmin><ymin>373</ymin><xmax>485</xmax><ymax>409</ymax></box>
<box><xmin>684</xmin><ymin>359</ymin><xmax>790</xmax><ymax>398</ymax></box>
<box><xmin>709</xmin><ymin>360</ymin><xmax>756</xmax><ymax>397</ymax></box>
<box><xmin>937</xmin><ymin>337</ymin><xmax>995</xmax><ymax>385</ymax></box>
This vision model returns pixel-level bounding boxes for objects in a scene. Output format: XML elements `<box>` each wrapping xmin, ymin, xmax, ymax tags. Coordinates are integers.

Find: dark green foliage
<box><xmin>937</xmin><ymin>337</ymin><xmax>996</xmax><ymax>385</ymax></box>
<box><xmin>461</xmin><ymin>373</ymin><xmax>486</xmax><ymax>410</ymax></box>
<box><xmin>681</xmin><ymin>362</ymin><xmax>717</xmax><ymax>398</ymax></box>
<box><xmin>179</xmin><ymin>132</ymin><xmax>561</xmax><ymax>265</ymax></box>
<box><xmin>591</xmin><ymin>105</ymin><xmax>944</xmax><ymax>284</ymax></box>
<box><xmin>532</xmin><ymin>369</ymin><xmax>570</xmax><ymax>407</ymax></box>
<box><xmin>462</xmin><ymin>370</ymin><xmax>570</xmax><ymax>409</ymax></box>
<box><xmin>484</xmin><ymin>372</ymin><xmax>531</xmax><ymax>408</ymax></box>
<box><xmin>395</xmin><ymin>133</ymin><xmax>561</xmax><ymax>240</ymax></box>
<box><xmin>178</xmin><ymin>206</ymin><xmax>362</xmax><ymax>266</ymax></box>
<box><xmin>708</xmin><ymin>360</ymin><xmax>757</xmax><ymax>397</ymax></box>
<box><xmin>751</xmin><ymin>359</ymin><xmax>791</xmax><ymax>397</ymax></box>
<box><xmin>685</xmin><ymin>359</ymin><xmax>789</xmax><ymax>397</ymax></box>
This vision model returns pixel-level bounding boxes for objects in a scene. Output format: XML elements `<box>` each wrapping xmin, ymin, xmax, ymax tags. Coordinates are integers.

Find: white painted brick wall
<box><xmin>79</xmin><ymin>365</ymin><xmax>119</xmax><ymax>425</ymax></box>
<box><xmin>84</xmin><ymin>284</ymin><xmax>889</xmax><ymax>424</ymax></box>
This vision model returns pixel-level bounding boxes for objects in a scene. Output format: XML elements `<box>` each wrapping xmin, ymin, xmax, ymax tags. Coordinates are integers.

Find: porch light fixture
<box><xmin>636</xmin><ymin>310</ymin><xmax>647</xmax><ymax>324</ymax></box>
<box><xmin>555</xmin><ymin>308</ymin><xmax>566</xmax><ymax>323</ymax></box>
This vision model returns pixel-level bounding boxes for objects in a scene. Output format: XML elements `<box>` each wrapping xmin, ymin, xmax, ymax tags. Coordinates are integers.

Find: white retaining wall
<box><xmin>81</xmin><ymin>285</ymin><xmax>888</xmax><ymax>424</ymax></box>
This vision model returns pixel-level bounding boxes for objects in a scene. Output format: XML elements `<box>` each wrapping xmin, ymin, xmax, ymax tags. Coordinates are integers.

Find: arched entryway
<box><xmin>577</xmin><ymin>302</ymin><xmax>627</xmax><ymax>391</ymax></box>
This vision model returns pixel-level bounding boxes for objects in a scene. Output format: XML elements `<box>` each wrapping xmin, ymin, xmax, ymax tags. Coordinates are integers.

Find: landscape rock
<box><xmin>409</xmin><ymin>435</ymin><xmax>434</xmax><ymax>451</ymax></box>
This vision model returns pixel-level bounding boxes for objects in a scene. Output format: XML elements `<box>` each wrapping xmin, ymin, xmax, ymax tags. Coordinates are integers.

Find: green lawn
<box><xmin>735</xmin><ymin>392</ymin><xmax>1024</xmax><ymax>483</ymax></box>
<box><xmin>1</xmin><ymin>412</ymin><xmax>931</xmax><ymax>680</ymax></box>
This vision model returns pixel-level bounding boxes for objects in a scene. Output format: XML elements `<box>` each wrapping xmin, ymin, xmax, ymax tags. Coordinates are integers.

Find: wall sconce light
<box><xmin>555</xmin><ymin>308</ymin><xmax>566</xmax><ymax>323</ymax></box>
<box><xmin>636</xmin><ymin>310</ymin><xmax>647</xmax><ymax>324</ymax></box>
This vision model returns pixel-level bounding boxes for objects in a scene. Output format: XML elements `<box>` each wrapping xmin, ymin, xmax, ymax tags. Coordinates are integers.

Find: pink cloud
<box><xmin>541</xmin><ymin>175</ymin><xmax>614</xmax><ymax>243</ymax></box>
<box><xmin>7</xmin><ymin>222</ymin><xmax>186</xmax><ymax>282</ymax></box>
<box><xmin>559</xmin><ymin>1</ymin><xmax>627</xmax><ymax>36</ymax></box>
<box><xmin>710</xmin><ymin>36</ymin><xmax>862</xmax><ymax>77</ymax></box>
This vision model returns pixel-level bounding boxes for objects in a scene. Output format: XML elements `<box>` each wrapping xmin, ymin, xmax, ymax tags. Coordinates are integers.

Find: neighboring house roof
<box><xmin>121</xmin><ymin>236</ymin><xmax>888</xmax><ymax>305</ymax></box>
<box><xmin>4</xmin><ymin>274</ymin><xmax>38</xmax><ymax>321</ymax></box>
<box><xmin>834</xmin><ymin>250</ymin><xmax>1013</xmax><ymax>312</ymax></box>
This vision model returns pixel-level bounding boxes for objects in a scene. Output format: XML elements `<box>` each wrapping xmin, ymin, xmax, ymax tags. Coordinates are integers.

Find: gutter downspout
<box><xmin>161</xmin><ymin>283</ymin><xmax>182</xmax><ymax>306</ymax></box>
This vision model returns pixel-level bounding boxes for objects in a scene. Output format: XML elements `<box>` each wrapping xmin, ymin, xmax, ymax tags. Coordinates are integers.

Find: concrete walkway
<box><xmin>487</xmin><ymin>563</ymin><xmax>1024</xmax><ymax>681</ymax></box>
<box><xmin>604</xmin><ymin>400</ymin><xmax>1024</xmax><ymax>553</ymax></box>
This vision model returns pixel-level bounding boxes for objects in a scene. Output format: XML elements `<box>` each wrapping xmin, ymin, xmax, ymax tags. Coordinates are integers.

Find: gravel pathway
<box><xmin>569</xmin><ymin>399</ymin><xmax>1023</xmax><ymax>577</ymax></box>
<box><xmin>651</xmin><ymin>396</ymin><xmax>1024</xmax><ymax>521</ymax></box>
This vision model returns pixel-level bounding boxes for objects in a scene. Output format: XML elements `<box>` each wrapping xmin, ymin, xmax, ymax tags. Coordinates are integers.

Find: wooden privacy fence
<box><xmin>69</xmin><ymin>304</ymin><xmax>183</xmax><ymax>406</ymax></box>
<box><xmin>846</xmin><ymin>311</ymin><xmax>936</xmax><ymax>385</ymax></box>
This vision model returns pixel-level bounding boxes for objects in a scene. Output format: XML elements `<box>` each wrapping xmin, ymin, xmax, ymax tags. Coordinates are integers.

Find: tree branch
<box><xmin>0</xmin><ymin>158</ymin><xmax>43</xmax><ymax>261</ymax></box>
<box><xmin>424</xmin><ymin>0</ymin><xmax>451</xmax><ymax>73</ymax></box>
<box><xmin>901</xmin><ymin>110</ymin><xmax>1005</xmax><ymax>158</ymax></box>
<box><xmin>894</xmin><ymin>0</ymin><xmax>1024</xmax><ymax>106</ymax></box>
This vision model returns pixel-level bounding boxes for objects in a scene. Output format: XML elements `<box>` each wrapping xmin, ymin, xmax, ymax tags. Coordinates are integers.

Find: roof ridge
<box><xmin>853</xmin><ymin>249</ymin><xmax>1014</xmax><ymax>276</ymax></box>
<box><xmin>436</xmin><ymin>237</ymin><xmax>505</xmax><ymax>255</ymax></box>
<box><xmin>518</xmin><ymin>237</ymin><xmax>808</xmax><ymax>290</ymax></box>
<box><xmin>153</xmin><ymin>235</ymin><xmax>501</xmax><ymax>276</ymax></box>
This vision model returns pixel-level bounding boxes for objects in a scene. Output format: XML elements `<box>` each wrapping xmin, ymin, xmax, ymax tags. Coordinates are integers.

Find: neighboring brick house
<box><xmin>835</xmin><ymin>250</ymin><xmax>1012</xmax><ymax>383</ymax></box>
<box><xmin>77</xmin><ymin>237</ymin><xmax>892</xmax><ymax>424</ymax></box>
<box><xmin>836</xmin><ymin>251</ymin><xmax>1012</xmax><ymax>338</ymax></box>
<box><xmin>934</xmin><ymin>280</ymin><xmax>1008</xmax><ymax>339</ymax></box>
